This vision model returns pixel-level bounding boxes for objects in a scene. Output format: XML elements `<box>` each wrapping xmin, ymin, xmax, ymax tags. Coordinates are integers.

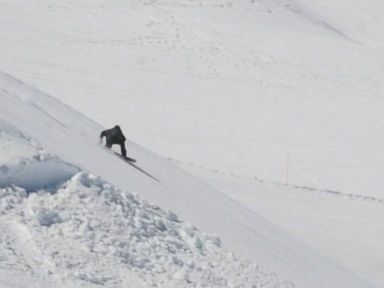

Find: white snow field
<box><xmin>1</xmin><ymin>0</ymin><xmax>384</xmax><ymax>197</ymax></box>
<box><xmin>0</xmin><ymin>72</ymin><xmax>380</xmax><ymax>287</ymax></box>
<box><xmin>1</xmin><ymin>0</ymin><xmax>384</xmax><ymax>287</ymax></box>
<box><xmin>178</xmin><ymin>161</ymin><xmax>384</xmax><ymax>287</ymax></box>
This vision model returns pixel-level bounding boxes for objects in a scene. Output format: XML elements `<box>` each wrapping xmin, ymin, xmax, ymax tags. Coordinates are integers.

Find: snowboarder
<box><xmin>100</xmin><ymin>125</ymin><xmax>127</xmax><ymax>158</ymax></box>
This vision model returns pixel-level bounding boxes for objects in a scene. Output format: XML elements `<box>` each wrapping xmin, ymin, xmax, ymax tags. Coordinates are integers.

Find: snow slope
<box><xmin>178</xmin><ymin>160</ymin><xmax>384</xmax><ymax>286</ymax></box>
<box><xmin>0</xmin><ymin>72</ymin><xmax>380</xmax><ymax>287</ymax></box>
<box><xmin>0</xmin><ymin>75</ymin><xmax>294</xmax><ymax>288</ymax></box>
<box><xmin>1</xmin><ymin>0</ymin><xmax>384</xmax><ymax>197</ymax></box>
<box><xmin>1</xmin><ymin>0</ymin><xmax>384</xmax><ymax>287</ymax></box>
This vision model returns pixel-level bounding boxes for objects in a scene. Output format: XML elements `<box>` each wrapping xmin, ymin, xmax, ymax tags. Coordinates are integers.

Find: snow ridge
<box><xmin>169</xmin><ymin>158</ymin><xmax>384</xmax><ymax>205</ymax></box>
<box><xmin>0</xmin><ymin>123</ymin><xmax>79</xmax><ymax>192</ymax></box>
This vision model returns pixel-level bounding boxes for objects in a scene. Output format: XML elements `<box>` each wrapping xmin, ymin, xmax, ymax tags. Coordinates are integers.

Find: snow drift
<box><xmin>0</xmin><ymin>170</ymin><xmax>293</xmax><ymax>287</ymax></box>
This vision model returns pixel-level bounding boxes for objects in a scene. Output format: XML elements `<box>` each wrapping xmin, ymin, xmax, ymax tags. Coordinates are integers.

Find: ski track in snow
<box><xmin>173</xmin><ymin>158</ymin><xmax>384</xmax><ymax>287</ymax></box>
<box><xmin>168</xmin><ymin>158</ymin><xmax>384</xmax><ymax>206</ymax></box>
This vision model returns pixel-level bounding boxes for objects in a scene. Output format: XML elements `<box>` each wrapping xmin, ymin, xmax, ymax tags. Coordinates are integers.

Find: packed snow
<box><xmin>177</xmin><ymin>160</ymin><xmax>384</xmax><ymax>286</ymax></box>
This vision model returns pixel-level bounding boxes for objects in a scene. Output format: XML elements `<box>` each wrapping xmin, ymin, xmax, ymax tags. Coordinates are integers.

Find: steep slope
<box><xmin>1</xmin><ymin>0</ymin><xmax>383</xmax><ymax>197</ymax></box>
<box><xmin>0</xmin><ymin>78</ymin><xmax>292</xmax><ymax>288</ymax></box>
<box><xmin>0</xmin><ymin>72</ymin><xmax>379</xmax><ymax>287</ymax></box>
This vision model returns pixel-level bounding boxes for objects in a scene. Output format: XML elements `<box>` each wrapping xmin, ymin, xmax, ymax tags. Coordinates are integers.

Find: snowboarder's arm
<box><xmin>100</xmin><ymin>130</ymin><xmax>107</xmax><ymax>143</ymax></box>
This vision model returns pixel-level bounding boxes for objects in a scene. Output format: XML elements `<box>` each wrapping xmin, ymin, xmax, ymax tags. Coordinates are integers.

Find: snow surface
<box><xmin>1</xmin><ymin>170</ymin><xmax>293</xmax><ymax>288</ymax></box>
<box><xmin>0</xmin><ymin>75</ymin><xmax>296</xmax><ymax>288</ymax></box>
<box><xmin>1</xmin><ymin>0</ymin><xmax>384</xmax><ymax>197</ymax></box>
<box><xmin>1</xmin><ymin>0</ymin><xmax>384</xmax><ymax>287</ymax></box>
<box><xmin>177</xmin><ymin>160</ymin><xmax>384</xmax><ymax>286</ymax></box>
<box><xmin>0</xmin><ymin>71</ymin><xmax>380</xmax><ymax>287</ymax></box>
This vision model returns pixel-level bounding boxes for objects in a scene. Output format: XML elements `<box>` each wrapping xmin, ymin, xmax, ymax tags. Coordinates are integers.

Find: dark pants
<box><xmin>106</xmin><ymin>140</ymin><xmax>127</xmax><ymax>157</ymax></box>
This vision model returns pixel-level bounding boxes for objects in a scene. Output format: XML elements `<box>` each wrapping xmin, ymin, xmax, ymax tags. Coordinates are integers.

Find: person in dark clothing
<box><xmin>100</xmin><ymin>125</ymin><xmax>127</xmax><ymax>158</ymax></box>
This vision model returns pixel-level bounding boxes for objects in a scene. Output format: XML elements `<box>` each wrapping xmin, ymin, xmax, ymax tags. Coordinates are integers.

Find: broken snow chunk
<box><xmin>172</xmin><ymin>256</ymin><xmax>184</xmax><ymax>266</ymax></box>
<box><xmin>183</xmin><ymin>225</ymin><xmax>195</xmax><ymax>238</ymax></box>
<box><xmin>194</xmin><ymin>237</ymin><xmax>204</xmax><ymax>249</ymax></box>
<box><xmin>32</xmin><ymin>151</ymin><xmax>52</xmax><ymax>161</ymax></box>
<box><xmin>0</xmin><ymin>186</ymin><xmax>27</xmax><ymax>213</ymax></box>
<box><xmin>167</xmin><ymin>210</ymin><xmax>178</xmax><ymax>222</ymax></box>
<box><xmin>0</xmin><ymin>164</ymin><xmax>10</xmax><ymax>174</ymax></box>
<box><xmin>154</xmin><ymin>219</ymin><xmax>167</xmax><ymax>232</ymax></box>
<box><xmin>207</xmin><ymin>235</ymin><xmax>222</xmax><ymax>247</ymax></box>
<box><xmin>37</xmin><ymin>210</ymin><xmax>63</xmax><ymax>227</ymax></box>
<box><xmin>125</xmin><ymin>192</ymin><xmax>136</xmax><ymax>202</ymax></box>
<box><xmin>137</xmin><ymin>209</ymin><xmax>149</xmax><ymax>219</ymax></box>
<box><xmin>73</xmin><ymin>172</ymin><xmax>92</xmax><ymax>188</ymax></box>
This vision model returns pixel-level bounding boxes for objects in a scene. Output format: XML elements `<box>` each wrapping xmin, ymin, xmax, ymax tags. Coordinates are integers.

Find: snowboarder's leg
<box><xmin>120</xmin><ymin>142</ymin><xmax>127</xmax><ymax>158</ymax></box>
<box><xmin>106</xmin><ymin>139</ymin><xmax>112</xmax><ymax>149</ymax></box>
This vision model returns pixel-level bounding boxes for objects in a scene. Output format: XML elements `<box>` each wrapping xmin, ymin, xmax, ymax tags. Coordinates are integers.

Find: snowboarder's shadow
<box><xmin>119</xmin><ymin>155</ymin><xmax>160</xmax><ymax>182</ymax></box>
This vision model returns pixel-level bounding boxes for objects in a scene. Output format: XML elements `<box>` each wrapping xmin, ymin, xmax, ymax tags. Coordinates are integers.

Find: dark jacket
<box><xmin>100</xmin><ymin>125</ymin><xmax>126</xmax><ymax>145</ymax></box>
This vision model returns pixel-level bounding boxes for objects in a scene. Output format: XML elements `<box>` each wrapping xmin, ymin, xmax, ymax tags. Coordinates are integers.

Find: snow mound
<box><xmin>0</xmin><ymin>172</ymin><xmax>293</xmax><ymax>288</ymax></box>
<box><xmin>0</xmin><ymin>271</ymin><xmax>63</xmax><ymax>288</ymax></box>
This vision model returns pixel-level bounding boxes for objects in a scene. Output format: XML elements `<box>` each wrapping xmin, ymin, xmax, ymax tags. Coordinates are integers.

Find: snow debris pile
<box><xmin>0</xmin><ymin>172</ymin><xmax>294</xmax><ymax>288</ymax></box>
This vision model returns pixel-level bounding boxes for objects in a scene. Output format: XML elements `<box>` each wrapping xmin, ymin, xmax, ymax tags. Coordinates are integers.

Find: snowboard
<box><xmin>114</xmin><ymin>152</ymin><xmax>136</xmax><ymax>163</ymax></box>
<box><xmin>99</xmin><ymin>143</ymin><xmax>136</xmax><ymax>162</ymax></box>
<box><xmin>100</xmin><ymin>143</ymin><xmax>159</xmax><ymax>182</ymax></box>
